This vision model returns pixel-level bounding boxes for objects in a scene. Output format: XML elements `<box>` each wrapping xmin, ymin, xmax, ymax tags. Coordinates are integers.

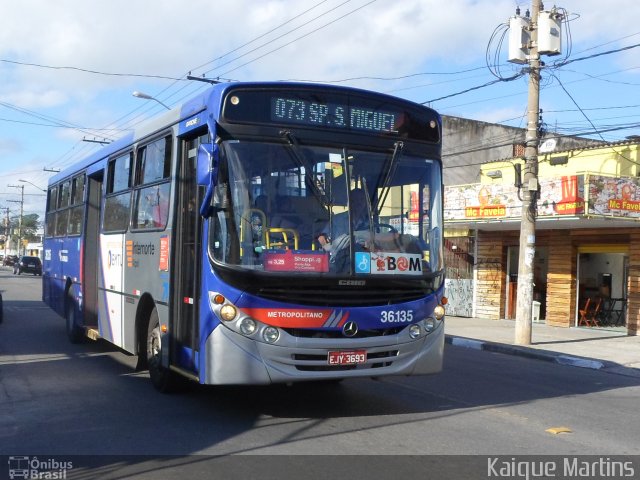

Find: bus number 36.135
<box><xmin>380</xmin><ymin>310</ymin><xmax>414</xmax><ymax>323</ymax></box>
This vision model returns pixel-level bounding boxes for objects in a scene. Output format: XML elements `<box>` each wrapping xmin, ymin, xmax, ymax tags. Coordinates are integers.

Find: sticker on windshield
<box><xmin>355</xmin><ymin>252</ymin><xmax>371</xmax><ymax>274</ymax></box>
<box><xmin>370</xmin><ymin>252</ymin><xmax>423</xmax><ymax>275</ymax></box>
<box><xmin>264</xmin><ymin>250</ymin><xmax>329</xmax><ymax>273</ymax></box>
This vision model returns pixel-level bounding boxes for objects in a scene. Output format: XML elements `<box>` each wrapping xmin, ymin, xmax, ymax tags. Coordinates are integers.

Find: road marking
<box><xmin>545</xmin><ymin>426</ymin><xmax>572</xmax><ymax>435</ymax></box>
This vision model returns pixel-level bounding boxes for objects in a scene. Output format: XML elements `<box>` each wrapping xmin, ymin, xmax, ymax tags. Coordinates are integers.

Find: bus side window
<box><xmin>132</xmin><ymin>135</ymin><xmax>172</xmax><ymax>230</ymax></box>
<box><xmin>67</xmin><ymin>173</ymin><xmax>86</xmax><ymax>236</ymax></box>
<box><xmin>134</xmin><ymin>183</ymin><xmax>170</xmax><ymax>229</ymax></box>
<box><xmin>103</xmin><ymin>152</ymin><xmax>132</xmax><ymax>233</ymax></box>
<box><xmin>45</xmin><ymin>185</ymin><xmax>58</xmax><ymax>238</ymax></box>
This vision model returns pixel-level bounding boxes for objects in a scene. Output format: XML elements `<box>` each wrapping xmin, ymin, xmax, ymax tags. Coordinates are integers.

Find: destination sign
<box><xmin>220</xmin><ymin>86</ymin><xmax>440</xmax><ymax>143</ymax></box>
<box><xmin>271</xmin><ymin>96</ymin><xmax>399</xmax><ymax>134</ymax></box>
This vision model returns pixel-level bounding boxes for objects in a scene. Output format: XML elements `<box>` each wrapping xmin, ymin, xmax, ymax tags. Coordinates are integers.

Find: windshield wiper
<box><xmin>374</xmin><ymin>141</ymin><xmax>403</xmax><ymax>215</ymax></box>
<box><xmin>280</xmin><ymin>130</ymin><xmax>329</xmax><ymax>209</ymax></box>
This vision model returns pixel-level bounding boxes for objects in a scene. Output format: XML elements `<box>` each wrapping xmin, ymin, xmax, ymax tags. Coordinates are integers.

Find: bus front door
<box><xmin>171</xmin><ymin>134</ymin><xmax>205</xmax><ymax>375</ymax></box>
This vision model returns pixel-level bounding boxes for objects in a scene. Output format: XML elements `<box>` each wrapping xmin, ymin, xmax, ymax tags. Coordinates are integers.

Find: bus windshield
<box><xmin>208</xmin><ymin>140</ymin><xmax>442</xmax><ymax>278</ymax></box>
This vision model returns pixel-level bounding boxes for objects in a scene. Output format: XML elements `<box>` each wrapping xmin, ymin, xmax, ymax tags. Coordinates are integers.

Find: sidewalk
<box><xmin>444</xmin><ymin>316</ymin><xmax>640</xmax><ymax>378</ymax></box>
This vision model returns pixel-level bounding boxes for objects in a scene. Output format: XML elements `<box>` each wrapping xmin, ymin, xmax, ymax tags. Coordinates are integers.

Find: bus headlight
<box><xmin>409</xmin><ymin>324</ymin><xmax>422</xmax><ymax>339</ymax></box>
<box><xmin>239</xmin><ymin>318</ymin><xmax>257</xmax><ymax>335</ymax></box>
<box><xmin>209</xmin><ymin>291</ymin><xmax>282</xmax><ymax>343</ymax></box>
<box><xmin>263</xmin><ymin>326</ymin><xmax>280</xmax><ymax>343</ymax></box>
<box><xmin>434</xmin><ymin>304</ymin><xmax>446</xmax><ymax>320</ymax></box>
<box><xmin>220</xmin><ymin>304</ymin><xmax>237</xmax><ymax>322</ymax></box>
<box><xmin>424</xmin><ymin>317</ymin><xmax>437</xmax><ymax>332</ymax></box>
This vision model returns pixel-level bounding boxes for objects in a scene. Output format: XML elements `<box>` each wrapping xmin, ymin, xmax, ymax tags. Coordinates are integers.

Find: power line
<box><xmin>62</xmin><ymin>0</ymin><xmax>381</xmax><ymax>162</ymax></box>
<box><xmin>191</xmin><ymin>0</ymin><xmax>335</xmax><ymax>74</ymax></box>
<box><xmin>565</xmin><ymin>31</ymin><xmax>640</xmax><ymax>56</ymax></box>
<box><xmin>551</xmin><ymin>42</ymin><xmax>640</xmax><ymax>69</ymax></box>
<box><xmin>0</xmin><ymin>58</ymin><xmax>185</xmax><ymax>81</ymax></box>
<box><xmin>0</xmin><ymin>101</ymin><xmax>123</xmax><ymax>139</ymax></box>
<box><xmin>214</xmin><ymin>0</ymin><xmax>378</xmax><ymax>78</ymax></box>
<box><xmin>422</xmin><ymin>73</ymin><xmax>525</xmax><ymax>104</ymax></box>
<box><xmin>424</xmin><ymin>40</ymin><xmax>640</xmax><ymax>107</ymax></box>
<box><xmin>284</xmin><ymin>66</ymin><xmax>490</xmax><ymax>84</ymax></box>
<box><xmin>62</xmin><ymin>1</ymin><xmax>369</xmax><ymax>158</ymax></box>
<box><xmin>0</xmin><ymin>116</ymin><xmax>130</xmax><ymax>132</ymax></box>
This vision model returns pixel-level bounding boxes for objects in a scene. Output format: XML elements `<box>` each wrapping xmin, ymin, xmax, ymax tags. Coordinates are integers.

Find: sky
<box><xmin>1</xmin><ymin>0</ymin><xmax>639</xmax><ymax>222</ymax></box>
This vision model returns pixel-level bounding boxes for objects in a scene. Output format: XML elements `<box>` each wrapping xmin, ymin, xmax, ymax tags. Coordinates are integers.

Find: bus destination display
<box><xmin>271</xmin><ymin>96</ymin><xmax>399</xmax><ymax>134</ymax></box>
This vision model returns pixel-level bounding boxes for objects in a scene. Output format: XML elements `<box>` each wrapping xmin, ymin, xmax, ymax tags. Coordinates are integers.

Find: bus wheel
<box><xmin>65</xmin><ymin>293</ymin><xmax>85</xmax><ymax>344</ymax></box>
<box><xmin>146</xmin><ymin>308</ymin><xmax>183</xmax><ymax>393</ymax></box>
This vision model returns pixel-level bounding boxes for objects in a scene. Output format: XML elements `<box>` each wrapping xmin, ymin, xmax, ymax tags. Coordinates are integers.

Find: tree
<box><xmin>6</xmin><ymin>213</ymin><xmax>42</xmax><ymax>252</ymax></box>
<box><xmin>20</xmin><ymin>213</ymin><xmax>42</xmax><ymax>242</ymax></box>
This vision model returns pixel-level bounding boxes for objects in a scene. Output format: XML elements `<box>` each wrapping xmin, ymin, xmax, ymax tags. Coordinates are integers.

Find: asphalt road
<box><xmin>1</xmin><ymin>267</ymin><xmax>639</xmax><ymax>478</ymax></box>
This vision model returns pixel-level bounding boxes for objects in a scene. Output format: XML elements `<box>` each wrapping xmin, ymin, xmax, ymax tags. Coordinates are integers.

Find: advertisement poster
<box><xmin>587</xmin><ymin>174</ymin><xmax>640</xmax><ymax>218</ymax></box>
<box><xmin>445</xmin><ymin>175</ymin><xmax>589</xmax><ymax>221</ymax></box>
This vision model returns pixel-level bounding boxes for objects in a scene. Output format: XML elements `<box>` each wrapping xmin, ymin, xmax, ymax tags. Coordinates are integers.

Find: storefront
<box><xmin>445</xmin><ymin>172</ymin><xmax>640</xmax><ymax>336</ymax></box>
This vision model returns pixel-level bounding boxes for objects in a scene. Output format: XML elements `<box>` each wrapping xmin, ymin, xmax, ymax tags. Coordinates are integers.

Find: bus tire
<box><xmin>65</xmin><ymin>293</ymin><xmax>85</xmax><ymax>344</ymax></box>
<box><xmin>146</xmin><ymin>308</ymin><xmax>183</xmax><ymax>393</ymax></box>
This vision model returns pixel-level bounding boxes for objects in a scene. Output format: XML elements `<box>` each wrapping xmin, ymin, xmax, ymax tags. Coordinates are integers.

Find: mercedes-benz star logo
<box><xmin>342</xmin><ymin>321</ymin><xmax>358</xmax><ymax>337</ymax></box>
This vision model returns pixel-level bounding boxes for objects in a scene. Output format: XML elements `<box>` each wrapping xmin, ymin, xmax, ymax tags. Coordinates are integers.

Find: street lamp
<box><xmin>19</xmin><ymin>179</ymin><xmax>46</xmax><ymax>192</ymax></box>
<box><xmin>132</xmin><ymin>90</ymin><xmax>171</xmax><ymax>110</ymax></box>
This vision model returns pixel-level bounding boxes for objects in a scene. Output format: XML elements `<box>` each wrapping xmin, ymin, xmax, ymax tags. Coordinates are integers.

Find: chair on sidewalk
<box><xmin>578</xmin><ymin>297</ymin><xmax>602</xmax><ymax>327</ymax></box>
<box><xmin>578</xmin><ymin>298</ymin><xmax>591</xmax><ymax>326</ymax></box>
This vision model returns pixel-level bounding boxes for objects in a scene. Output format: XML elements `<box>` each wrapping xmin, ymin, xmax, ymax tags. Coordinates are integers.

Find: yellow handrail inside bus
<box><xmin>266</xmin><ymin>227</ymin><xmax>299</xmax><ymax>250</ymax></box>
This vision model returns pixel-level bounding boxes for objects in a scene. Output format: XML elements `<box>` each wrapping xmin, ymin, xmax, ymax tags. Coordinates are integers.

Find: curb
<box><xmin>445</xmin><ymin>335</ymin><xmax>606</xmax><ymax>370</ymax></box>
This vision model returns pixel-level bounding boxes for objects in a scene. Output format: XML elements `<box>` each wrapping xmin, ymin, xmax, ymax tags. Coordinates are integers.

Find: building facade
<box><xmin>444</xmin><ymin>141</ymin><xmax>640</xmax><ymax>336</ymax></box>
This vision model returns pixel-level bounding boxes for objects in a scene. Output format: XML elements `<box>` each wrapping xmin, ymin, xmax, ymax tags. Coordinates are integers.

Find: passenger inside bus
<box><xmin>323</xmin><ymin>188</ymin><xmax>370</xmax><ymax>248</ymax></box>
<box><xmin>321</xmin><ymin>188</ymin><xmax>371</xmax><ymax>272</ymax></box>
<box><xmin>250</xmin><ymin>211</ymin><xmax>266</xmax><ymax>253</ymax></box>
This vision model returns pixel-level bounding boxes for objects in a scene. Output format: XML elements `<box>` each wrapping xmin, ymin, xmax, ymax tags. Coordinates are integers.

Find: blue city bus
<box><xmin>43</xmin><ymin>82</ymin><xmax>446</xmax><ymax>392</ymax></box>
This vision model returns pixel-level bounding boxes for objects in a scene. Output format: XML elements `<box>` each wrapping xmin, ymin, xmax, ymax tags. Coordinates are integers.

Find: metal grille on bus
<box><xmin>282</xmin><ymin>326</ymin><xmax>404</xmax><ymax>339</ymax></box>
<box><xmin>292</xmin><ymin>350</ymin><xmax>399</xmax><ymax>371</ymax></box>
<box><xmin>257</xmin><ymin>286</ymin><xmax>427</xmax><ymax>307</ymax></box>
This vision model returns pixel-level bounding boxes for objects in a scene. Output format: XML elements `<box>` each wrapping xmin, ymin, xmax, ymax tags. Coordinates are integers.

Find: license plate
<box><xmin>327</xmin><ymin>350</ymin><xmax>367</xmax><ymax>365</ymax></box>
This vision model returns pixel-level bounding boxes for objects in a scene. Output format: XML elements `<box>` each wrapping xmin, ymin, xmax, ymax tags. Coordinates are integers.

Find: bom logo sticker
<box><xmin>370</xmin><ymin>252</ymin><xmax>422</xmax><ymax>275</ymax></box>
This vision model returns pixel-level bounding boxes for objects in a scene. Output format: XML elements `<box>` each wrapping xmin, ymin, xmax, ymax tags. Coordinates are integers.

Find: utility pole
<box><xmin>8</xmin><ymin>184</ymin><xmax>24</xmax><ymax>256</ymax></box>
<box><xmin>514</xmin><ymin>0</ymin><xmax>542</xmax><ymax>345</ymax></box>
<box><xmin>1</xmin><ymin>207</ymin><xmax>9</xmax><ymax>260</ymax></box>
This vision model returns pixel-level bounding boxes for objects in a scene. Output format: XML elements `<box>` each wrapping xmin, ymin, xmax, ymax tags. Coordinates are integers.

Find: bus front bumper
<box><xmin>201</xmin><ymin>319</ymin><xmax>444</xmax><ymax>385</ymax></box>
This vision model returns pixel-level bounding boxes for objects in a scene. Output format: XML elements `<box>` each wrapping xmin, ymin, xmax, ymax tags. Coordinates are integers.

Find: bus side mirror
<box><xmin>197</xmin><ymin>143</ymin><xmax>219</xmax><ymax>186</ymax></box>
<box><xmin>197</xmin><ymin>143</ymin><xmax>220</xmax><ymax>218</ymax></box>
